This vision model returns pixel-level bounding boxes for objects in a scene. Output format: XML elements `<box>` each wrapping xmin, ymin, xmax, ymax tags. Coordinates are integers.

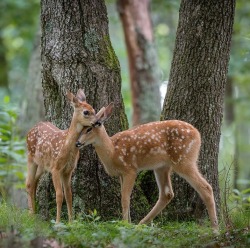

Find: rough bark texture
<box><xmin>38</xmin><ymin>0</ymin><xmax>149</xmax><ymax>222</ymax></box>
<box><xmin>161</xmin><ymin>0</ymin><xmax>235</xmax><ymax>221</ymax></box>
<box><xmin>117</xmin><ymin>0</ymin><xmax>161</xmax><ymax>126</ymax></box>
<box><xmin>20</xmin><ymin>28</ymin><xmax>45</xmax><ymax>135</ymax></box>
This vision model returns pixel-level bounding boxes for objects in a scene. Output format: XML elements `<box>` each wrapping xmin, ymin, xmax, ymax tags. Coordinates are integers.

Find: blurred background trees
<box><xmin>0</xmin><ymin>0</ymin><xmax>250</xmax><ymax>219</ymax></box>
<box><xmin>117</xmin><ymin>0</ymin><xmax>161</xmax><ymax>126</ymax></box>
<box><xmin>0</xmin><ymin>0</ymin><xmax>39</xmax><ymax>97</ymax></box>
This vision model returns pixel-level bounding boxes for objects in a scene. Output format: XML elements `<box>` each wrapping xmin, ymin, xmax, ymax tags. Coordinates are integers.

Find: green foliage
<box><xmin>0</xmin><ymin>0</ymin><xmax>39</xmax><ymax>99</ymax></box>
<box><xmin>220</xmin><ymin>165</ymin><xmax>250</xmax><ymax>233</ymax></box>
<box><xmin>232</xmin><ymin>187</ymin><xmax>250</xmax><ymax>210</ymax></box>
<box><xmin>0</xmin><ymin>203</ymin><xmax>250</xmax><ymax>248</ymax></box>
<box><xmin>0</xmin><ymin>96</ymin><xmax>26</xmax><ymax>199</ymax></box>
<box><xmin>0</xmin><ymin>202</ymin><xmax>51</xmax><ymax>247</ymax></box>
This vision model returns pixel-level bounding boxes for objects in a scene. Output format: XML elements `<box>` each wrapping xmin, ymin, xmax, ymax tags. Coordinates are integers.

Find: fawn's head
<box><xmin>67</xmin><ymin>89</ymin><xmax>96</xmax><ymax>127</ymax></box>
<box><xmin>76</xmin><ymin>102</ymin><xmax>114</xmax><ymax>147</ymax></box>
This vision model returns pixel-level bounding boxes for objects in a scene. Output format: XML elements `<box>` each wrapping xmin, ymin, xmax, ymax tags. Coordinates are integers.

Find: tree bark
<box><xmin>38</xmin><ymin>0</ymin><xmax>149</xmax><ymax>222</ymax></box>
<box><xmin>161</xmin><ymin>0</ymin><xmax>235</xmax><ymax>221</ymax></box>
<box><xmin>117</xmin><ymin>0</ymin><xmax>161</xmax><ymax>126</ymax></box>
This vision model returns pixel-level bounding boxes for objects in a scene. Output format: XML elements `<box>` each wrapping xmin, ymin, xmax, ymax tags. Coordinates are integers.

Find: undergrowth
<box><xmin>0</xmin><ymin>202</ymin><xmax>249</xmax><ymax>248</ymax></box>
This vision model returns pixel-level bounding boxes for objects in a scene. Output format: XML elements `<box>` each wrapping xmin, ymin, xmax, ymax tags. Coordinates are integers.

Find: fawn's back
<box><xmin>27</xmin><ymin>122</ymin><xmax>69</xmax><ymax>170</ymax></box>
<box><xmin>111</xmin><ymin>120</ymin><xmax>201</xmax><ymax>170</ymax></box>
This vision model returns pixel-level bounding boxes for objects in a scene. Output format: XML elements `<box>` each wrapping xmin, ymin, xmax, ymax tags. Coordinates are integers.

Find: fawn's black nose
<box><xmin>75</xmin><ymin>141</ymin><xmax>83</xmax><ymax>148</ymax></box>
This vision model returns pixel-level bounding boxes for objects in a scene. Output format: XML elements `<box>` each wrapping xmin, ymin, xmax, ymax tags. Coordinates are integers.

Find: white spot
<box><xmin>130</xmin><ymin>146</ymin><xmax>136</xmax><ymax>152</ymax></box>
<box><xmin>186</xmin><ymin>140</ymin><xmax>195</xmax><ymax>153</ymax></box>
<box><xmin>132</xmin><ymin>154</ymin><xmax>137</xmax><ymax>165</ymax></box>
<box><xmin>165</xmin><ymin>186</ymin><xmax>169</xmax><ymax>195</ymax></box>
<box><xmin>118</xmin><ymin>156</ymin><xmax>124</xmax><ymax>163</ymax></box>
<box><xmin>122</xmin><ymin>148</ymin><xmax>126</xmax><ymax>155</ymax></box>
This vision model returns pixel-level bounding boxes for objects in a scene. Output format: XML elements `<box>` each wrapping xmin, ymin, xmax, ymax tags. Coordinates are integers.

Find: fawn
<box><xmin>26</xmin><ymin>89</ymin><xmax>96</xmax><ymax>223</ymax></box>
<box><xmin>76</xmin><ymin>103</ymin><xmax>218</xmax><ymax>230</ymax></box>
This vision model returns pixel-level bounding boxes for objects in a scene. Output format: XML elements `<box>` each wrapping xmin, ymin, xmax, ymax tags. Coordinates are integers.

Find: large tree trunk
<box><xmin>161</xmin><ymin>0</ymin><xmax>235</xmax><ymax>221</ymax></box>
<box><xmin>117</xmin><ymin>0</ymin><xmax>161</xmax><ymax>126</ymax></box>
<box><xmin>38</xmin><ymin>0</ymin><xmax>149</xmax><ymax>222</ymax></box>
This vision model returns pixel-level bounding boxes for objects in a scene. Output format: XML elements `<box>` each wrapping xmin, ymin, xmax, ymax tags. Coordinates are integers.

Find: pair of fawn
<box><xmin>26</xmin><ymin>89</ymin><xmax>218</xmax><ymax>230</ymax></box>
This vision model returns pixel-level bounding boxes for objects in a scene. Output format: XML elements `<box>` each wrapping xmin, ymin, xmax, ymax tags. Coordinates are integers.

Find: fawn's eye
<box><xmin>83</xmin><ymin>110</ymin><xmax>90</xmax><ymax>116</ymax></box>
<box><xmin>86</xmin><ymin>127</ymin><xmax>92</xmax><ymax>133</ymax></box>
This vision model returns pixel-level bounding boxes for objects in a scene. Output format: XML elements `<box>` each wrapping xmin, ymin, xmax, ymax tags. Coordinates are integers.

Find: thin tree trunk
<box><xmin>38</xmin><ymin>0</ymin><xmax>149</xmax><ymax>221</ymax></box>
<box><xmin>162</xmin><ymin>0</ymin><xmax>235</xmax><ymax>221</ymax></box>
<box><xmin>117</xmin><ymin>0</ymin><xmax>161</xmax><ymax>126</ymax></box>
<box><xmin>0</xmin><ymin>32</ymin><xmax>9</xmax><ymax>93</ymax></box>
<box><xmin>19</xmin><ymin>28</ymin><xmax>45</xmax><ymax>135</ymax></box>
<box><xmin>225</xmin><ymin>77</ymin><xmax>238</xmax><ymax>189</ymax></box>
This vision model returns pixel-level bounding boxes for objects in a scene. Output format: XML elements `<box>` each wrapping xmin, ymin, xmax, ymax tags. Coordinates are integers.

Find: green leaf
<box><xmin>241</xmin><ymin>188</ymin><xmax>250</xmax><ymax>195</ymax></box>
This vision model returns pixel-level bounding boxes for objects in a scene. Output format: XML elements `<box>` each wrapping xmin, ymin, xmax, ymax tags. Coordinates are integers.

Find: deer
<box><xmin>75</xmin><ymin>102</ymin><xmax>219</xmax><ymax>231</ymax></box>
<box><xmin>26</xmin><ymin>89</ymin><xmax>97</xmax><ymax>224</ymax></box>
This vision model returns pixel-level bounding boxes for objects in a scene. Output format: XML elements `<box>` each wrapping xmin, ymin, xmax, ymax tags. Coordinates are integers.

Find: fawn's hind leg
<box><xmin>139</xmin><ymin>166</ymin><xmax>174</xmax><ymax>224</ymax></box>
<box><xmin>26</xmin><ymin>156</ymin><xmax>39</xmax><ymax>214</ymax></box>
<box><xmin>174</xmin><ymin>163</ymin><xmax>218</xmax><ymax>230</ymax></box>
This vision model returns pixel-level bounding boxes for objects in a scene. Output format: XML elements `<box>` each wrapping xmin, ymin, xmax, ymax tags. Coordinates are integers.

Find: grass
<box><xmin>0</xmin><ymin>202</ymin><xmax>250</xmax><ymax>247</ymax></box>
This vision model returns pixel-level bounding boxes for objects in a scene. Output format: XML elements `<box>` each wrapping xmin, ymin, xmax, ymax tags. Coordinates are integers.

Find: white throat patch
<box><xmin>76</xmin><ymin>123</ymin><xmax>82</xmax><ymax>133</ymax></box>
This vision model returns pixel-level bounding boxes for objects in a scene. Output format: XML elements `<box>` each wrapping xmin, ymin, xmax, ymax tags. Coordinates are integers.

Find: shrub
<box><xmin>0</xmin><ymin>96</ymin><xmax>26</xmax><ymax>200</ymax></box>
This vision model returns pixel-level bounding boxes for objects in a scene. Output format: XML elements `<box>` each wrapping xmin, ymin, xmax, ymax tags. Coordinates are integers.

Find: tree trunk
<box><xmin>161</xmin><ymin>0</ymin><xmax>235</xmax><ymax>221</ymax></box>
<box><xmin>0</xmin><ymin>32</ymin><xmax>9</xmax><ymax>93</ymax></box>
<box><xmin>225</xmin><ymin>77</ymin><xmax>239</xmax><ymax>189</ymax></box>
<box><xmin>117</xmin><ymin>0</ymin><xmax>161</xmax><ymax>126</ymax></box>
<box><xmin>38</xmin><ymin>0</ymin><xmax>149</xmax><ymax>222</ymax></box>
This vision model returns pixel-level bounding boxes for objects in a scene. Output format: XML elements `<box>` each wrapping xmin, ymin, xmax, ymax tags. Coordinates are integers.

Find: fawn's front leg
<box><xmin>61</xmin><ymin>172</ymin><xmax>73</xmax><ymax>222</ymax></box>
<box><xmin>52</xmin><ymin>170</ymin><xmax>63</xmax><ymax>223</ymax></box>
<box><xmin>120</xmin><ymin>172</ymin><xmax>136</xmax><ymax>222</ymax></box>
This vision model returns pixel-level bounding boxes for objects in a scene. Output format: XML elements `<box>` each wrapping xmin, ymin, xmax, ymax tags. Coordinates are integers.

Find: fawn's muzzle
<box><xmin>75</xmin><ymin>141</ymin><xmax>84</xmax><ymax>148</ymax></box>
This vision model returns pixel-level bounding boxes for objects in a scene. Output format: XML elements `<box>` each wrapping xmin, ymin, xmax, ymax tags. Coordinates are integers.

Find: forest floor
<box><xmin>0</xmin><ymin>203</ymin><xmax>249</xmax><ymax>248</ymax></box>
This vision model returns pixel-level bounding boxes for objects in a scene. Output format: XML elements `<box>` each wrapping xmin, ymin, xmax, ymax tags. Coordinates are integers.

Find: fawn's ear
<box><xmin>104</xmin><ymin>102</ymin><xmax>114</xmax><ymax>120</ymax></box>
<box><xmin>76</xmin><ymin>89</ymin><xmax>86</xmax><ymax>102</ymax></box>
<box><xmin>66</xmin><ymin>90</ymin><xmax>81</xmax><ymax>107</ymax></box>
<box><xmin>96</xmin><ymin>107</ymin><xmax>106</xmax><ymax>120</ymax></box>
<box><xmin>99</xmin><ymin>102</ymin><xmax>114</xmax><ymax>123</ymax></box>
<box><xmin>94</xmin><ymin>103</ymin><xmax>114</xmax><ymax>126</ymax></box>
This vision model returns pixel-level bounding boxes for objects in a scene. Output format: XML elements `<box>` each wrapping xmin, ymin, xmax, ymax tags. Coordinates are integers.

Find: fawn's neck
<box><xmin>93</xmin><ymin>126</ymin><xmax>116</xmax><ymax>173</ymax></box>
<box><xmin>64</xmin><ymin>117</ymin><xmax>83</xmax><ymax>149</ymax></box>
